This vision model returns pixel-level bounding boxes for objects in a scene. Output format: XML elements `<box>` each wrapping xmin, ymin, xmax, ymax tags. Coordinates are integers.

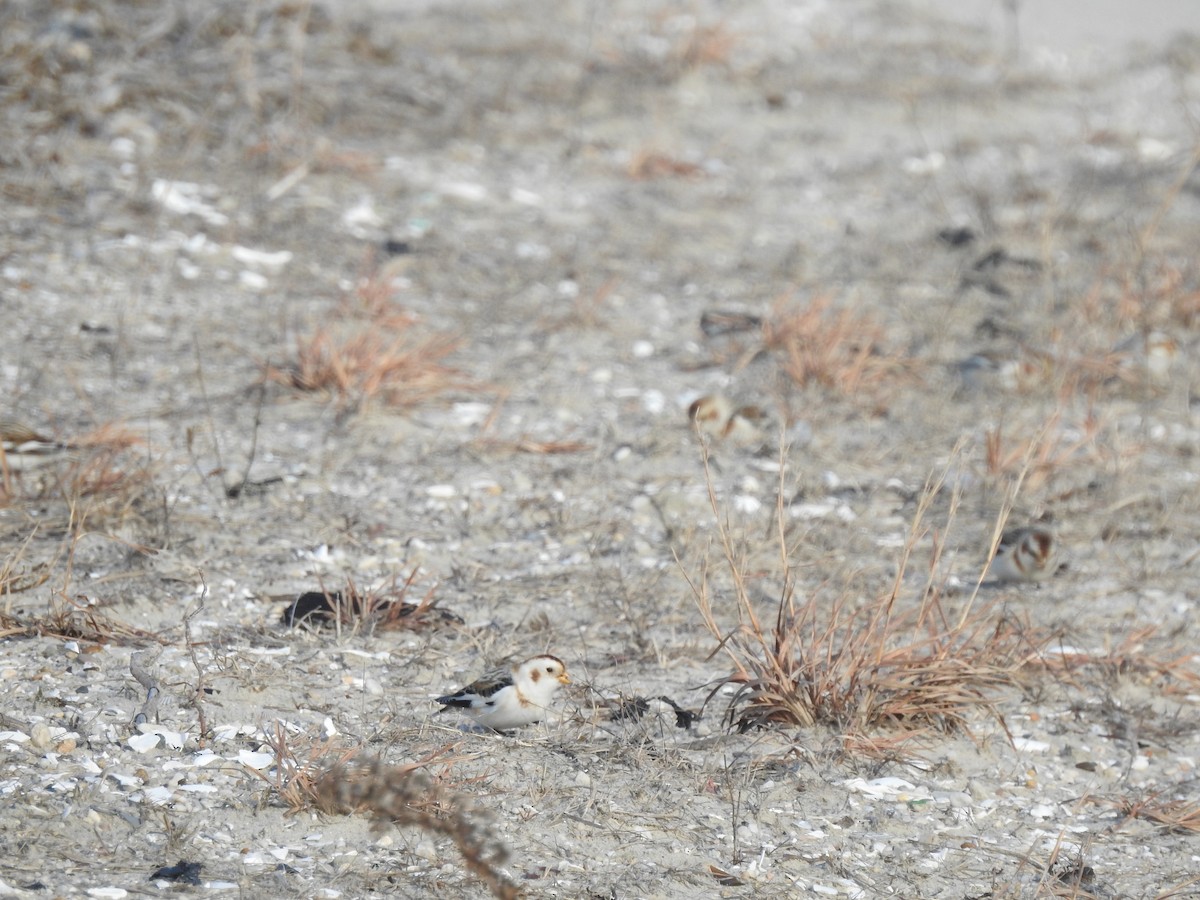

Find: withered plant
<box><xmin>687</xmin><ymin>442</ymin><xmax>1043</xmax><ymax>749</ymax></box>
<box><xmin>1040</xmin><ymin>625</ymin><xmax>1200</xmax><ymax>696</ymax></box>
<box><xmin>982</xmin><ymin>409</ymin><xmax>1107</xmax><ymax>493</ymax></box>
<box><xmin>280</xmin><ymin>572</ymin><xmax>459</xmax><ymax>635</ymax></box>
<box><xmin>259</xmin><ymin>729</ymin><xmax>518</xmax><ymax>899</ymax></box>
<box><xmin>760</xmin><ymin>293</ymin><xmax>917</xmax><ymax>400</ymax></box>
<box><xmin>1</xmin><ymin>421</ymin><xmax>160</xmax><ymax>637</ymax></box>
<box><xmin>269</xmin><ymin>262</ymin><xmax>467</xmax><ymax>410</ymax></box>
<box><xmin>1</xmin><ymin>590</ymin><xmax>160</xmax><ymax>645</ymax></box>
<box><xmin>1111</xmin><ymin>793</ymin><xmax>1200</xmax><ymax>834</ymax></box>
<box><xmin>626</xmin><ymin>147</ymin><xmax>708</xmax><ymax>180</ymax></box>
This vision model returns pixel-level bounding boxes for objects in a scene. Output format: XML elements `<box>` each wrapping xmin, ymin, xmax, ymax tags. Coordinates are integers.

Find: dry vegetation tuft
<box><xmin>1039</xmin><ymin>625</ymin><xmax>1200</xmax><ymax>694</ymax></box>
<box><xmin>1</xmin><ymin>422</ymin><xmax>150</xmax><ymax>510</ymax></box>
<box><xmin>269</xmin><ymin>263</ymin><xmax>468</xmax><ymax>411</ymax></box>
<box><xmin>1</xmin><ymin>590</ymin><xmax>160</xmax><ymax>645</ymax></box>
<box><xmin>626</xmin><ymin>147</ymin><xmax>708</xmax><ymax>180</ymax></box>
<box><xmin>261</xmin><ymin>732</ymin><xmax>518</xmax><ymax>899</ymax></box>
<box><xmin>760</xmin><ymin>293</ymin><xmax>917</xmax><ymax>400</ymax></box>
<box><xmin>687</xmin><ymin>426</ymin><xmax>1199</xmax><ymax>757</ymax></box>
<box><xmin>1</xmin><ymin>421</ymin><xmax>161</xmax><ymax>630</ymax></box>
<box><xmin>1111</xmin><ymin>794</ymin><xmax>1200</xmax><ymax>834</ymax></box>
<box><xmin>62</xmin><ymin>424</ymin><xmax>155</xmax><ymax>513</ymax></box>
<box><xmin>982</xmin><ymin>410</ymin><xmax>1109</xmax><ymax>492</ymax></box>
<box><xmin>687</xmin><ymin>449</ymin><xmax>1040</xmax><ymax>747</ymax></box>
<box><xmin>279</xmin><ymin>572</ymin><xmax>460</xmax><ymax>634</ymax></box>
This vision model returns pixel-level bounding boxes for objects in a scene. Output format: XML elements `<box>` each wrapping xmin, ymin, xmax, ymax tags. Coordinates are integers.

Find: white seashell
<box><xmin>844</xmin><ymin>776</ymin><xmax>930</xmax><ymax>801</ymax></box>
<box><xmin>733</xmin><ymin>495</ymin><xmax>761</xmax><ymax>514</ymax></box>
<box><xmin>1012</xmin><ymin>737</ymin><xmax>1050</xmax><ymax>753</ymax></box>
<box><xmin>128</xmin><ymin>732</ymin><xmax>161</xmax><ymax>753</ymax></box>
<box><xmin>231</xmin><ymin>246</ymin><xmax>293</xmax><ymax>271</ymax></box>
<box><xmin>139</xmin><ymin>786</ymin><xmax>173</xmax><ymax>805</ymax></box>
<box><xmin>238</xmin><ymin>270</ymin><xmax>269</xmax><ymax>292</ymax></box>
<box><xmin>177</xmin><ymin>783</ymin><xmax>218</xmax><ymax>793</ymax></box>
<box><xmin>790</xmin><ymin>502</ymin><xmax>837</xmax><ymax>520</ymax></box>
<box><xmin>30</xmin><ymin>722</ymin><xmax>52</xmax><ymax>750</ymax></box>
<box><xmin>438</xmin><ymin>181</ymin><xmax>488</xmax><ymax>202</ymax></box>
<box><xmin>237</xmin><ymin>750</ymin><xmax>277</xmax><ymax>770</ymax></box>
<box><xmin>151</xmin><ymin>179</ymin><xmax>228</xmax><ymax>226</ymax></box>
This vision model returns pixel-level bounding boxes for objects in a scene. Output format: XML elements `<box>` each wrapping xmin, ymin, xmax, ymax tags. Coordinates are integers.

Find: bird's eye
<box><xmin>546</xmin><ymin>666</ymin><xmax>555</xmax><ymax>673</ymax></box>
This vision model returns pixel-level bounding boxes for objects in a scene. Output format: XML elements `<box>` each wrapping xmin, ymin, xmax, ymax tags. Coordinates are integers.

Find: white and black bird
<box><xmin>0</xmin><ymin>419</ymin><xmax>77</xmax><ymax>473</ymax></box>
<box><xmin>687</xmin><ymin>394</ymin><xmax>768</xmax><ymax>446</ymax></box>
<box><xmin>435</xmin><ymin>655</ymin><xmax>571</xmax><ymax>731</ymax></box>
<box><xmin>989</xmin><ymin>526</ymin><xmax>1060</xmax><ymax>583</ymax></box>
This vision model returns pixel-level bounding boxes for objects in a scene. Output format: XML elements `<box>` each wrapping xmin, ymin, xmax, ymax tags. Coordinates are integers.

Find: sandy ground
<box><xmin>2</xmin><ymin>0</ymin><xmax>1199</xmax><ymax>896</ymax></box>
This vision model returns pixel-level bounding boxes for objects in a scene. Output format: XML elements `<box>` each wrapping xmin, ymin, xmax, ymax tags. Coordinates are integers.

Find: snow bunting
<box><xmin>1114</xmin><ymin>330</ymin><xmax>1179</xmax><ymax>388</ymax></box>
<box><xmin>989</xmin><ymin>526</ymin><xmax>1059</xmax><ymax>583</ymax></box>
<box><xmin>0</xmin><ymin>419</ymin><xmax>77</xmax><ymax>473</ymax></box>
<box><xmin>436</xmin><ymin>655</ymin><xmax>570</xmax><ymax>731</ymax></box>
<box><xmin>688</xmin><ymin>394</ymin><xmax>767</xmax><ymax>445</ymax></box>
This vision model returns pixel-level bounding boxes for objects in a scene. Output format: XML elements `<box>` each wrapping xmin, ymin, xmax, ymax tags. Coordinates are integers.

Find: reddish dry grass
<box><xmin>626</xmin><ymin>148</ymin><xmax>707</xmax><ymax>180</ymax></box>
<box><xmin>982</xmin><ymin>410</ymin><xmax>1107</xmax><ymax>491</ymax></box>
<box><xmin>283</xmin><ymin>322</ymin><xmax>462</xmax><ymax>407</ymax></box>
<box><xmin>1</xmin><ymin>421</ymin><xmax>148</xmax><ymax>507</ymax></box>
<box><xmin>1112</xmin><ymin>794</ymin><xmax>1200</xmax><ymax>834</ymax></box>
<box><xmin>761</xmin><ymin>293</ymin><xmax>916</xmax><ymax>400</ymax></box>
<box><xmin>269</xmin><ymin>264</ymin><xmax>468</xmax><ymax>410</ymax></box>
<box><xmin>1035</xmin><ymin>625</ymin><xmax>1200</xmax><ymax>696</ymax></box>
<box><xmin>66</xmin><ymin>424</ymin><xmax>153</xmax><ymax>506</ymax></box>
<box><xmin>281</xmin><ymin>572</ymin><xmax>460</xmax><ymax>634</ymax></box>
<box><xmin>686</xmin><ymin>445</ymin><xmax>1038</xmax><ymax>747</ymax></box>
<box><xmin>1</xmin><ymin>591</ymin><xmax>161</xmax><ymax>645</ymax></box>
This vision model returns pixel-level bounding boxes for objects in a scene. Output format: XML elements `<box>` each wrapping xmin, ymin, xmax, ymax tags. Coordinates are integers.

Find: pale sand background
<box><xmin>924</xmin><ymin>0</ymin><xmax>1196</xmax><ymax>56</ymax></box>
<box><xmin>1</xmin><ymin>0</ymin><xmax>1198</xmax><ymax>897</ymax></box>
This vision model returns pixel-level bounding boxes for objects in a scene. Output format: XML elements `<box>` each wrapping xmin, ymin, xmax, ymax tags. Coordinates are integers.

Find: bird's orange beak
<box><xmin>559</xmin><ymin>672</ymin><xmax>572</xmax><ymax>685</ymax></box>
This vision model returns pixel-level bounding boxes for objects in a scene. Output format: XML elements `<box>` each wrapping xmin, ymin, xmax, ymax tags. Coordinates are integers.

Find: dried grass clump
<box><xmin>688</xmin><ymin>448</ymin><xmax>1037</xmax><ymax>748</ymax></box>
<box><xmin>675</xmin><ymin>21</ymin><xmax>738</xmax><ymax>68</ymax></box>
<box><xmin>2</xmin><ymin>422</ymin><xmax>151</xmax><ymax>514</ymax></box>
<box><xmin>279</xmin><ymin>572</ymin><xmax>460</xmax><ymax>633</ymax></box>
<box><xmin>981</xmin><ymin>842</ymin><xmax>1110</xmax><ymax>900</ymax></box>
<box><xmin>761</xmin><ymin>294</ymin><xmax>916</xmax><ymax>401</ymax></box>
<box><xmin>261</xmin><ymin>732</ymin><xmax>517</xmax><ymax>899</ymax></box>
<box><xmin>1111</xmin><ymin>794</ymin><xmax>1200</xmax><ymax>834</ymax></box>
<box><xmin>626</xmin><ymin>147</ymin><xmax>708</xmax><ymax>180</ymax></box>
<box><xmin>268</xmin><ymin>264</ymin><xmax>467</xmax><ymax>411</ymax></box>
<box><xmin>2</xmin><ymin>422</ymin><xmax>158</xmax><ymax>617</ymax></box>
<box><xmin>1040</xmin><ymin>625</ymin><xmax>1200</xmax><ymax>696</ymax></box>
<box><xmin>982</xmin><ymin>409</ymin><xmax>1112</xmax><ymax>492</ymax></box>
<box><xmin>64</xmin><ymin>423</ymin><xmax>153</xmax><ymax>509</ymax></box>
<box><xmin>0</xmin><ymin>528</ymin><xmax>49</xmax><ymax>600</ymax></box>
<box><xmin>282</xmin><ymin>323</ymin><xmax>462</xmax><ymax>407</ymax></box>
<box><xmin>1</xmin><ymin>591</ymin><xmax>159</xmax><ymax>645</ymax></box>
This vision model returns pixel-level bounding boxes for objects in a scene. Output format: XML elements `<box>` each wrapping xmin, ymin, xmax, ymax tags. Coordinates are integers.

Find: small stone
<box><xmin>30</xmin><ymin>722</ymin><xmax>52</xmax><ymax>750</ymax></box>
